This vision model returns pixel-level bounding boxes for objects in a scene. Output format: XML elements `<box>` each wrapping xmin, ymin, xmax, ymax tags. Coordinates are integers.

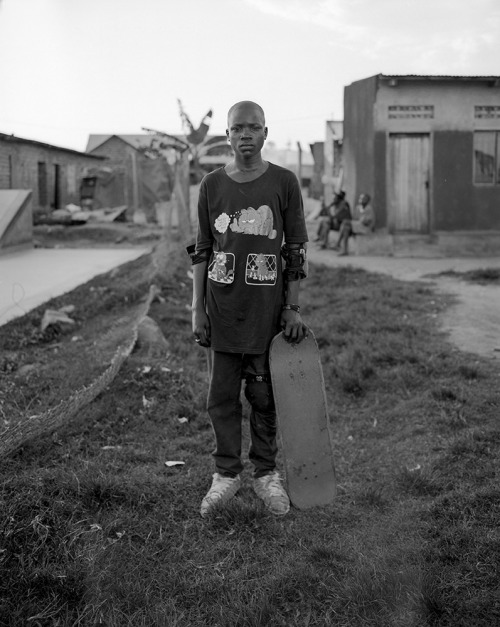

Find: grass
<box><xmin>1</xmin><ymin>242</ymin><xmax>500</xmax><ymax>626</ymax></box>
<box><xmin>427</xmin><ymin>267</ymin><xmax>500</xmax><ymax>284</ymax></box>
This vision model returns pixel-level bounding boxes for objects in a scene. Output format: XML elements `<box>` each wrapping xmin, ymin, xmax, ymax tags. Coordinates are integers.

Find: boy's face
<box><xmin>226</xmin><ymin>104</ymin><xmax>268</xmax><ymax>159</ymax></box>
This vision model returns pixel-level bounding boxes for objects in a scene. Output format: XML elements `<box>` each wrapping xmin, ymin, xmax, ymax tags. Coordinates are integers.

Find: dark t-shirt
<box><xmin>195</xmin><ymin>162</ymin><xmax>308</xmax><ymax>353</ymax></box>
<box><xmin>333</xmin><ymin>200</ymin><xmax>351</xmax><ymax>222</ymax></box>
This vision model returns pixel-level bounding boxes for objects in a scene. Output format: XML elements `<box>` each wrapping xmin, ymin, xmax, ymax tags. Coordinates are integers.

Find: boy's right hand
<box><xmin>281</xmin><ymin>310</ymin><xmax>308</xmax><ymax>344</ymax></box>
<box><xmin>192</xmin><ymin>309</ymin><xmax>211</xmax><ymax>347</ymax></box>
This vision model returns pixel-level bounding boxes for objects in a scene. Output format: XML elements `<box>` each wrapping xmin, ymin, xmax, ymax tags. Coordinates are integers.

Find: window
<box><xmin>473</xmin><ymin>131</ymin><xmax>500</xmax><ymax>185</ymax></box>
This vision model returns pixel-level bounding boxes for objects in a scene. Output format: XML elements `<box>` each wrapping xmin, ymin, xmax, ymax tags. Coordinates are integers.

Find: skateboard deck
<box><xmin>269</xmin><ymin>330</ymin><xmax>336</xmax><ymax>509</ymax></box>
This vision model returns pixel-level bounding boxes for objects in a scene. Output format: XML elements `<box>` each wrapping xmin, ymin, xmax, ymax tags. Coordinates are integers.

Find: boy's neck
<box><xmin>225</xmin><ymin>155</ymin><xmax>269</xmax><ymax>182</ymax></box>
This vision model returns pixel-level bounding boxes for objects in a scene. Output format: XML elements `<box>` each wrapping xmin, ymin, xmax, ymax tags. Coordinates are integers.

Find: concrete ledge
<box><xmin>306</xmin><ymin>218</ymin><xmax>500</xmax><ymax>258</ymax></box>
<box><xmin>0</xmin><ymin>247</ymin><xmax>151</xmax><ymax>327</ymax></box>
<box><xmin>0</xmin><ymin>190</ymin><xmax>33</xmax><ymax>254</ymax></box>
<box><xmin>353</xmin><ymin>233</ymin><xmax>393</xmax><ymax>256</ymax></box>
<box><xmin>434</xmin><ymin>231</ymin><xmax>500</xmax><ymax>257</ymax></box>
<box><xmin>351</xmin><ymin>231</ymin><xmax>500</xmax><ymax>258</ymax></box>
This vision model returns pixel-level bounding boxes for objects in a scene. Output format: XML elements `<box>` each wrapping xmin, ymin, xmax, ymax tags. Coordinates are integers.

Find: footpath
<box><xmin>307</xmin><ymin>245</ymin><xmax>500</xmax><ymax>362</ymax></box>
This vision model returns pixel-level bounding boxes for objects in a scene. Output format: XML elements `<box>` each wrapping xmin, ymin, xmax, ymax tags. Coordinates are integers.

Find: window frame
<box><xmin>473</xmin><ymin>130</ymin><xmax>500</xmax><ymax>186</ymax></box>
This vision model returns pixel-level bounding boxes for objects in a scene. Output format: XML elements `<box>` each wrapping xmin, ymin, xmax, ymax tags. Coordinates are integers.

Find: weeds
<box><xmin>1</xmin><ymin>257</ymin><xmax>499</xmax><ymax>625</ymax></box>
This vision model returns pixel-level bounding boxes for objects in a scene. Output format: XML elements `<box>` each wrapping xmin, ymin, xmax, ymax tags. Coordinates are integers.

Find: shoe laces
<box><xmin>210</xmin><ymin>474</ymin><xmax>238</xmax><ymax>496</ymax></box>
<box><xmin>261</xmin><ymin>473</ymin><xmax>285</xmax><ymax>496</ymax></box>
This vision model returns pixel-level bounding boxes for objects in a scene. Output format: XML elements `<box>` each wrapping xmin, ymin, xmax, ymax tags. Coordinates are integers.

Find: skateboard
<box><xmin>269</xmin><ymin>329</ymin><xmax>336</xmax><ymax>509</ymax></box>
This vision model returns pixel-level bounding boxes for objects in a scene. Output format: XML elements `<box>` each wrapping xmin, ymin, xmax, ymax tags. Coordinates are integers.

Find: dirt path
<box><xmin>307</xmin><ymin>247</ymin><xmax>500</xmax><ymax>362</ymax></box>
<box><xmin>430</xmin><ymin>277</ymin><xmax>500</xmax><ymax>360</ymax></box>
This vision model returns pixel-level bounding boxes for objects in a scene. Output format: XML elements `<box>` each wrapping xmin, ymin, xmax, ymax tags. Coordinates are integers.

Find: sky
<box><xmin>1</xmin><ymin>0</ymin><xmax>499</xmax><ymax>153</ymax></box>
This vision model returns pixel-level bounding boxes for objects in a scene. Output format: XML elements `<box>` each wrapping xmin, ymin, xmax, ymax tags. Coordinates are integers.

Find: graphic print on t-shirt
<box><xmin>245</xmin><ymin>253</ymin><xmax>277</xmax><ymax>285</ymax></box>
<box><xmin>208</xmin><ymin>252</ymin><xmax>235</xmax><ymax>284</ymax></box>
<box><xmin>213</xmin><ymin>206</ymin><xmax>277</xmax><ymax>239</ymax></box>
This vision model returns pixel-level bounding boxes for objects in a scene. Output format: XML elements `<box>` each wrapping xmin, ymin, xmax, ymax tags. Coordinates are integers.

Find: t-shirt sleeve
<box><xmin>283</xmin><ymin>172</ymin><xmax>309</xmax><ymax>244</ymax></box>
<box><xmin>195</xmin><ymin>177</ymin><xmax>213</xmax><ymax>253</ymax></box>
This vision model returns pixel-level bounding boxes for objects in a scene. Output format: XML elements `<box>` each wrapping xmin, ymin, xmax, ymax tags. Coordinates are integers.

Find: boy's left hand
<box><xmin>281</xmin><ymin>310</ymin><xmax>308</xmax><ymax>343</ymax></box>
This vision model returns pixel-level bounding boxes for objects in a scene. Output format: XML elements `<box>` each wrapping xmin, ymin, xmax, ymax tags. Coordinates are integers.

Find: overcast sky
<box><xmin>1</xmin><ymin>0</ymin><xmax>499</xmax><ymax>153</ymax></box>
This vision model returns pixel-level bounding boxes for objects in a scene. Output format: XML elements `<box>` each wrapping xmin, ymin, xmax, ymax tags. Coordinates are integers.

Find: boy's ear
<box><xmin>264</xmin><ymin>127</ymin><xmax>268</xmax><ymax>139</ymax></box>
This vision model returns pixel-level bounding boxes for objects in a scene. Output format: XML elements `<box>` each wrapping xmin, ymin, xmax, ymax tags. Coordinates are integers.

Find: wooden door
<box><xmin>52</xmin><ymin>164</ymin><xmax>60</xmax><ymax>209</ymax></box>
<box><xmin>388</xmin><ymin>134</ymin><xmax>430</xmax><ymax>232</ymax></box>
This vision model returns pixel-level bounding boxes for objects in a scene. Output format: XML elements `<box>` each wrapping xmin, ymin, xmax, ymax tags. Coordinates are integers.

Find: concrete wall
<box><xmin>343</xmin><ymin>76</ymin><xmax>378</xmax><ymax>211</ymax></box>
<box><xmin>374</xmin><ymin>79</ymin><xmax>500</xmax><ymax>132</ymax></box>
<box><xmin>433</xmin><ymin>131</ymin><xmax>500</xmax><ymax>230</ymax></box>
<box><xmin>373</xmin><ymin>131</ymin><xmax>388</xmax><ymax>229</ymax></box>
<box><xmin>0</xmin><ymin>137</ymin><xmax>103</xmax><ymax>210</ymax></box>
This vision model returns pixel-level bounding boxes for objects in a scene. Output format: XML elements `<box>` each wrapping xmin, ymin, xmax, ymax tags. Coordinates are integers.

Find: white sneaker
<box><xmin>253</xmin><ymin>472</ymin><xmax>290</xmax><ymax>515</ymax></box>
<box><xmin>200</xmin><ymin>473</ymin><xmax>241</xmax><ymax>517</ymax></box>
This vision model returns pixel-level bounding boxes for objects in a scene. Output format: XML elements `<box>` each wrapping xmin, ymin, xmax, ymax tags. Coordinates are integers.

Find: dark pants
<box><xmin>207</xmin><ymin>351</ymin><xmax>277</xmax><ymax>478</ymax></box>
<box><xmin>317</xmin><ymin>216</ymin><xmax>340</xmax><ymax>247</ymax></box>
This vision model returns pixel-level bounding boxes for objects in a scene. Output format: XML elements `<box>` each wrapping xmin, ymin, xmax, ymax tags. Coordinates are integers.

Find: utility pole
<box><xmin>297</xmin><ymin>141</ymin><xmax>303</xmax><ymax>188</ymax></box>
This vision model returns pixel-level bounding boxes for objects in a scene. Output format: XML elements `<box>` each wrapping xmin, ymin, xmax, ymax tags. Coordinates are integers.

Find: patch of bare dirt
<box><xmin>431</xmin><ymin>277</ymin><xmax>500</xmax><ymax>361</ymax></box>
<box><xmin>306</xmin><ymin>247</ymin><xmax>500</xmax><ymax>362</ymax></box>
<box><xmin>33</xmin><ymin>222</ymin><xmax>164</xmax><ymax>249</ymax></box>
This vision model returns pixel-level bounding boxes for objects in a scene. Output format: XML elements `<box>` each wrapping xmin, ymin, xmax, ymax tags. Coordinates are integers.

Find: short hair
<box><xmin>227</xmin><ymin>101</ymin><xmax>265</xmax><ymax>125</ymax></box>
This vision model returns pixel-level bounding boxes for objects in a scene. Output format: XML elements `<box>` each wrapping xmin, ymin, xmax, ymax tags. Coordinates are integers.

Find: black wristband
<box><xmin>282</xmin><ymin>304</ymin><xmax>300</xmax><ymax>313</ymax></box>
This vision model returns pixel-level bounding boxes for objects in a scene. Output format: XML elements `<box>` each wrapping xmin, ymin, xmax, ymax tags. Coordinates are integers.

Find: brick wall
<box><xmin>0</xmin><ymin>137</ymin><xmax>104</xmax><ymax>210</ymax></box>
<box><xmin>0</xmin><ymin>151</ymin><xmax>12</xmax><ymax>188</ymax></box>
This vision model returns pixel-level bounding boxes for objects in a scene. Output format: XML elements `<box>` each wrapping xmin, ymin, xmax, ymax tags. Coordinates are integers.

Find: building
<box><xmin>0</xmin><ymin>133</ymin><xmax>104</xmax><ymax>213</ymax></box>
<box><xmin>86</xmin><ymin>133</ymin><xmax>231</xmax><ymax>220</ymax></box>
<box><xmin>322</xmin><ymin>121</ymin><xmax>344</xmax><ymax>205</ymax></box>
<box><xmin>343</xmin><ymin>74</ymin><xmax>500</xmax><ymax>254</ymax></box>
<box><xmin>85</xmin><ymin>134</ymin><xmax>173</xmax><ymax>218</ymax></box>
<box><xmin>261</xmin><ymin>142</ymin><xmax>314</xmax><ymax>188</ymax></box>
<box><xmin>86</xmin><ymin>134</ymin><xmax>231</xmax><ymax>180</ymax></box>
<box><xmin>308</xmin><ymin>141</ymin><xmax>325</xmax><ymax>200</ymax></box>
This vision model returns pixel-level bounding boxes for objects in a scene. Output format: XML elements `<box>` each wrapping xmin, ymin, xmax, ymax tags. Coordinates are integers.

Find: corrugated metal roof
<box><xmin>86</xmin><ymin>133</ymin><xmax>229</xmax><ymax>153</ymax></box>
<box><xmin>378</xmin><ymin>73</ymin><xmax>500</xmax><ymax>81</ymax></box>
<box><xmin>0</xmin><ymin>133</ymin><xmax>104</xmax><ymax>159</ymax></box>
<box><xmin>86</xmin><ymin>134</ymin><xmax>152</xmax><ymax>153</ymax></box>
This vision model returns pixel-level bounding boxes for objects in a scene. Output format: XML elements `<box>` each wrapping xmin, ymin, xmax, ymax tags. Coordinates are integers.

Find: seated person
<box><xmin>315</xmin><ymin>191</ymin><xmax>351</xmax><ymax>249</ymax></box>
<box><xmin>334</xmin><ymin>193</ymin><xmax>375</xmax><ymax>256</ymax></box>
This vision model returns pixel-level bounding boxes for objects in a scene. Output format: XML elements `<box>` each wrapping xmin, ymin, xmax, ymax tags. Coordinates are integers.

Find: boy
<box><xmin>190</xmin><ymin>101</ymin><xmax>308</xmax><ymax>517</ymax></box>
<box><xmin>335</xmin><ymin>193</ymin><xmax>375</xmax><ymax>255</ymax></box>
<box><xmin>316</xmin><ymin>191</ymin><xmax>351</xmax><ymax>249</ymax></box>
